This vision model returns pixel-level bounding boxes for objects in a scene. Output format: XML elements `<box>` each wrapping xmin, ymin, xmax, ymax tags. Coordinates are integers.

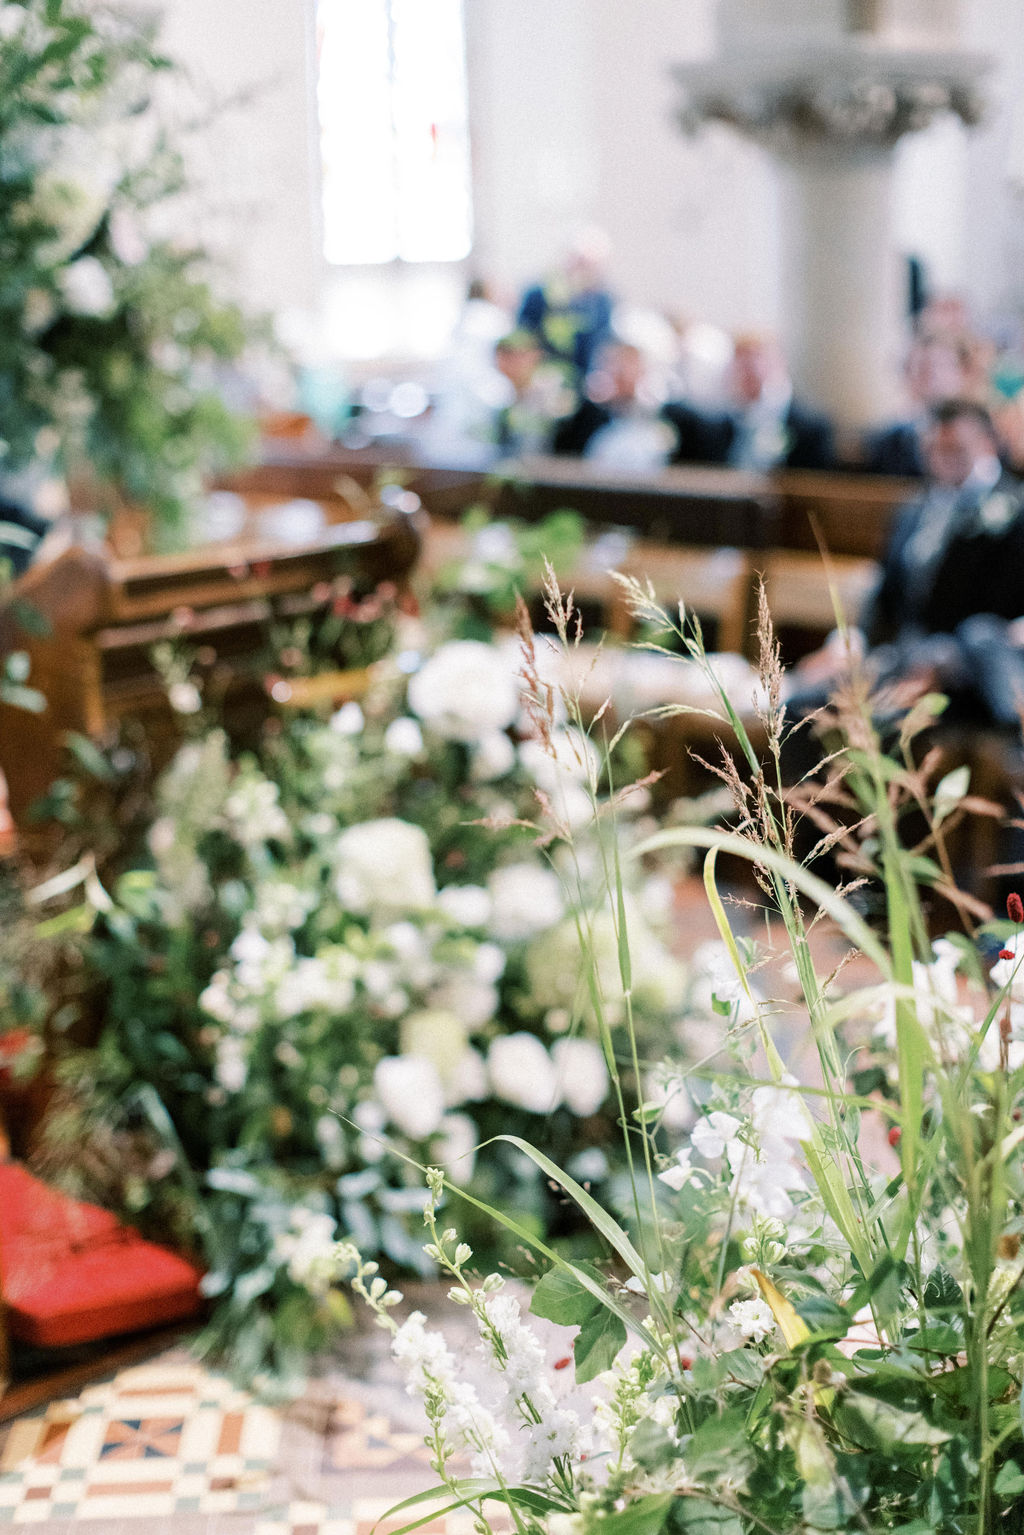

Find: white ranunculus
<box><xmin>399</xmin><ymin>1009</ymin><xmax>468</xmax><ymax>1085</ymax></box>
<box><xmin>434</xmin><ymin>1112</ymin><xmax>478</xmax><ymax>1184</ymax></box>
<box><xmin>60</xmin><ymin>256</ymin><xmax>116</xmax><ymax>318</ymax></box>
<box><xmin>488</xmin><ymin>862</ymin><xmax>564</xmax><ymax>942</ymax></box>
<box><xmin>374</xmin><ymin>1055</ymin><xmax>446</xmax><ymax>1141</ymax></box>
<box><xmin>384</xmin><ymin>717</ymin><xmax>425</xmax><ymax>757</ymax></box>
<box><xmin>437</xmin><ymin>884</ymin><xmax>491</xmax><ymax>928</ymax></box>
<box><xmin>407</xmin><ymin>640</ymin><xmax>519</xmax><ymax>743</ymax></box>
<box><xmin>488</xmin><ymin>1033</ymin><xmax>560</xmax><ymax>1114</ymax></box>
<box><xmin>335</xmin><ymin>818</ymin><xmax>436</xmax><ymax>916</ymax></box>
<box><xmin>470</xmin><ymin>730</ymin><xmax>517</xmax><ymax>782</ymax></box>
<box><xmin>552</xmin><ymin>1037</ymin><xmax>609</xmax><ymax>1116</ymax></box>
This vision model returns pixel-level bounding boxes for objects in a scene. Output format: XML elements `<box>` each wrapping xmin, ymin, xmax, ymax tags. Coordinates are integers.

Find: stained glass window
<box><xmin>316</xmin><ymin>0</ymin><xmax>473</xmax><ymax>266</ymax></box>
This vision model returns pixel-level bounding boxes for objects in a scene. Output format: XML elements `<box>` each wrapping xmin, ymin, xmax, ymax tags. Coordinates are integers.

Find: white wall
<box><xmin>142</xmin><ymin>0</ymin><xmax>1024</xmax><ymax>362</ymax></box>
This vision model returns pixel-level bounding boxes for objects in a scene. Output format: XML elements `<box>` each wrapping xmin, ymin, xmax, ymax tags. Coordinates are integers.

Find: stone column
<box><xmin>676</xmin><ymin>41</ymin><xmax>988</xmax><ymax>431</ymax></box>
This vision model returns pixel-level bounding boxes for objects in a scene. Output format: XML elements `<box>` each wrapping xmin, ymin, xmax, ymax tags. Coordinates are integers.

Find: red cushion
<box><xmin>0</xmin><ymin>1164</ymin><xmax>203</xmax><ymax>1348</ymax></box>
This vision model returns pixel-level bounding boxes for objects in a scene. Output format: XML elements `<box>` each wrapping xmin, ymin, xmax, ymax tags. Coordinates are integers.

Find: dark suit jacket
<box><xmin>862</xmin><ymin>420</ymin><xmax>926</xmax><ymax>478</ymax></box>
<box><xmin>863</xmin><ymin>472</ymin><xmax>1024</xmax><ymax>647</ymax></box>
<box><xmin>662</xmin><ymin>399</ymin><xmax>836</xmax><ymax>471</ymax></box>
<box><xmin>550</xmin><ymin>399</ymin><xmax>685</xmax><ymax>460</ymax></box>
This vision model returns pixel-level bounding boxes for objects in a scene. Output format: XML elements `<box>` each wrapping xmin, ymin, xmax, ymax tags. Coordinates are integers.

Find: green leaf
<box><xmin>573</xmin><ymin>1306</ymin><xmax>627</xmax><ymax>1383</ymax></box>
<box><xmin>589</xmin><ymin>1492</ymin><xmax>674</xmax><ymax>1535</ymax></box>
<box><xmin>629</xmin><ymin>1418</ymin><xmax>678</xmax><ymax>1473</ymax></box>
<box><xmin>531</xmin><ymin>1262</ymin><xmax>604</xmax><ymax>1326</ymax></box>
<box><xmin>923</xmin><ymin>1266</ymin><xmax>964</xmax><ymax>1312</ymax></box>
<box><xmin>670</xmin><ymin>1496</ymin><xmax>744</xmax><ymax>1535</ymax></box>
<box><xmin>684</xmin><ymin>1409</ymin><xmax>755</xmax><ymax>1481</ymax></box>
<box><xmin>995</xmin><ymin>1460</ymin><xmax>1024</xmax><ymax>1498</ymax></box>
<box><xmin>794</xmin><ymin>1294</ymin><xmax>852</xmax><ymax>1338</ymax></box>
<box><xmin>837</xmin><ymin>1391</ymin><xmax>952</xmax><ymax>1451</ymax></box>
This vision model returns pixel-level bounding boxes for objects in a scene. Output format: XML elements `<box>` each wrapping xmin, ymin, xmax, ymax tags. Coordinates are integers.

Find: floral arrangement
<box><xmin>50</xmin><ymin>617</ymin><xmax>694</xmax><ymax>1384</ymax></box>
<box><xmin>335</xmin><ymin>577</ymin><xmax>1024</xmax><ymax>1533</ymax></box>
<box><xmin>0</xmin><ymin>0</ymin><xmax>254</xmax><ymax>540</ymax></box>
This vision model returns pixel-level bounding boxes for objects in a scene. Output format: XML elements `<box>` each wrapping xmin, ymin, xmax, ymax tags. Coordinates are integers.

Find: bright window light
<box><xmin>316</xmin><ymin>0</ymin><xmax>473</xmax><ymax>266</ymax></box>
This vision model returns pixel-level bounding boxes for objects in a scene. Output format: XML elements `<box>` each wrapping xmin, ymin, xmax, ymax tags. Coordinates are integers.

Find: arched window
<box><xmin>316</xmin><ymin>0</ymin><xmax>473</xmax><ymax>266</ymax></box>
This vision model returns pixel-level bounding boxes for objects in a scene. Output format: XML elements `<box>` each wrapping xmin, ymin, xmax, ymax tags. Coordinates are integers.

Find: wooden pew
<box><xmin>0</xmin><ymin>504</ymin><xmax>421</xmax><ymax>823</ymax></box>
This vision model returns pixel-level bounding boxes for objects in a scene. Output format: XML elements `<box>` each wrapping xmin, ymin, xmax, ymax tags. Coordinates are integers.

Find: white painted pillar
<box><xmin>775</xmin><ymin>146</ymin><xmax>902</xmax><ymax>426</ymax></box>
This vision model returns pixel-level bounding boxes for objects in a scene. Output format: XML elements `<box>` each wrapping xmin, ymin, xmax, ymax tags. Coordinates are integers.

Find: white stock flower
<box><xmin>551</xmin><ymin>1037</ymin><xmax>609</xmax><ymax>1116</ymax></box>
<box><xmin>391</xmin><ymin>1311</ymin><xmax>511</xmax><ymax>1476</ymax></box>
<box><xmin>335</xmin><ymin>818</ymin><xmax>436</xmax><ymax>916</ymax></box>
<box><xmin>729</xmin><ymin>1297</ymin><xmax>776</xmax><ymax>1343</ymax></box>
<box><xmin>273</xmin><ymin>1209</ymin><xmax>338</xmax><ymax>1295</ymax></box>
<box><xmin>384</xmin><ymin>717</ymin><xmax>424</xmax><ymax>757</ymax></box>
<box><xmin>479</xmin><ymin>1290</ymin><xmax>584</xmax><ymax>1481</ymax></box>
<box><xmin>488</xmin><ymin>862</ymin><xmax>564</xmax><ymax>942</ymax></box>
<box><xmin>59</xmin><ymin>255</ymin><xmax>115</xmax><ymax>317</ymax></box>
<box><xmin>214</xmin><ymin>1036</ymin><xmax>248</xmax><ymax>1093</ymax></box>
<box><xmin>488</xmin><ymin>1033</ymin><xmax>560</xmax><ymax>1113</ymax></box>
<box><xmin>437</xmin><ymin>884</ymin><xmax>491</xmax><ymax>928</ymax></box>
<box><xmin>374</xmin><ymin>1055</ymin><xmax>446</xmax><ymax>1140</ymax></box>
<box><xmin>434</xmin><ymin>1112</ymin><xmax>478</xmax><ymax>1184</ymax></box>
<box><xmin>408</xmin><ymin>640</ymin><xmax>519</xmax><ymax>743</ymax></box>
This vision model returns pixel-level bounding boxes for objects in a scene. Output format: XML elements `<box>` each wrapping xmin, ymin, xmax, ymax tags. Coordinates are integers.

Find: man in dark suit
<box><xmin>790</xmin><ymin>399</ymin><xmax>1024</xmax><ymax>728</ymax></box>
<box><xmin>551</xmin><ymin>341</ymin><xmax>685</xmax><ymax>469</ymax></box>
<box><xmin>861</xmin><ymin>333</ymin><xmax>968</xmax><ymax>479</ymax></box>
<box><xmin>665</xmin><ymin>333</ymin><xmax>836</xmax><ymax>472</ymax></box>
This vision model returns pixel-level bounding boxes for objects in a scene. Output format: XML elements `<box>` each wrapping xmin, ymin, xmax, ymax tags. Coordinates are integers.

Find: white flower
<box><xmin>214</xmin><ymin>1036</ymin><xmax>248</xmax><ymax>1093</ymax></box>
<box><xmin>330</xmin><ymin>701</ymin><xmax>364</xmax><ymax>735</ymax></box>
<box><xmin>446</xmin><ymin>1047</ymin><xmax>488</xmax><ymax>1105</ymax></box>
<box><xmin>399</xmin><ymin>1009</ymin><xmax>468</xmax><ymax>1084</ymax></box>
<box><xmin>691</xmin><ymin>1111</ymin><xmax>743</xmax><ymax>1160</ymax></box>
<box><xmin>470</xmin><ymin>730</ymin><xmax>516</xmax><ymax>782</ymax></box>
<box><xmin>488</xmin><ymin>1033</ymin><xmax>560</xmax><ymax>1113</ymax></box>
<box><xmin>551</xmin><ymin>1037</ymin><xmax>609</xmax><ymax>1116</ymax></box>
<box><xmin>224</xmin><ymin>774</ymin><xmax>290</xmax><ymax>847</ymax></box>
<box><xmin>644</xmin><ymin>1068</ymin><xmax>695</xmax><ymax>1134</ymax></box>
<box><xmin>658</xmin><ymin>1149</ymin><xmax>694</xmax><ymax>1191</ymax></box>
<box><xmin>429</xmin><ymin>974</ymin><xmax>499</xmax><ymax>1030</ymax></box>
<box><xmin>437</xmin><ymin>884</ymin><xmax>491</xmax><ymax>928</ymax></box>
<box><xmin>750</xmin><ymin>1078</ymin><xmax>812</xmax><ymax>1145</ymax></box>
<box><xmin>167</xmin><ymin>681</ymin><xmax>202</xmax><ymax>715</ymax></box>
<box><xmin>254</xmin><ymin>879</ymin><xmax>316</xmax><ymax>934</ymax></box>
<box><xmin>434</xmin><ymin>1112</ymin><xmax>478</xmax><ymax>1184</ymax></box>
<box><xmin>273</xmin><ymin>1209</ymin><xmax>339</xmax><ymax>1296</ymax></box>
<box><xmin>488</xmin><ymin>862</ymin><xmax>564</xmax><ymax>942</ymax></box>
<box><xmin>384</xmin><ymin>717</ymin><xmax>424</xmax><ymax>757</ymax></box>
<box><xmin>374</xmin><ymin>1055</ymin><xmax>446</xmax><ymax>1140</ymax></box>
<box><xmin>59</xmin><ymin>256</ymin><xmax>115</xmax><ymax>317</ymax></box>
<box><xmin>519</xmin><ymin>729</ymin><xmax>598</xmax><ymax>829</ymax></box>
<box><xmin>408</xmin><ymin>640</ymin><xmax>519</xmax><ymax>743</ymax></box>
<box><xmin>689</xmin><ymin>940</ymin><xmax>760</xmax><ymax>1023</ymax></box>
<box><xmin>473</xmin><ymin>942</ymin><xmax>506</xmax><ymax>984</ymax></box>
<box><xmin>199</xmin><ymin>971</ymin><xmax>235</xmax><ymax>1025</ymax></box>
<box><xmin>335</xmin><ymin>818</ymin><xmax>436</xmax><ymax>915</ymax></box>
<box><xmin>729</xmin><ymin>1297</ymin><xmax>776</xmax><ymax>1343</ymax></box>
<box><xmin>353</xmin><ymin>1099</ymin><xmax>387</xmax><ymax>1162</ymax></box>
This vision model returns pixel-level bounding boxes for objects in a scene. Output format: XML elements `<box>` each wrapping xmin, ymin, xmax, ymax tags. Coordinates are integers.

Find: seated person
<box><xmin>517</xmin><ymin>229</ymin><xmax>615</xmax><ymax>388</ymax></box>
<box><xmin>789</xmin><ymin>398</ymin><xmax>1024</xmax><ymax>730</ymax></box>
<box><xmin>862</xmin><ymin>332</ymin><xmax>973</xmax><ymax>478</ymax></box>
<box><xmin>490</xmin><ymin>332</ymin><xmax>572</xmax><ymax>458</ymax></box>
<box><xmin>665</xmin><ymin>332</ymin><xmax>835</xmax><ymax>472</ymax></box>
<box><xmin>551</xmin><ymin>341</ymin><xmax>684</xmax><ymax>471</ymax></box>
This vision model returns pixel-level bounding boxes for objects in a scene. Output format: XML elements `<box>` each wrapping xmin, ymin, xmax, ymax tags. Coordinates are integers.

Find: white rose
<box><xmin>374</xmin><ymin>1055</ymin><xmax>446</xmax><ymax>1140</ymax></box>
<box><xmin>488</xmin><ymin>862</ymin><xmax>564</xmax><ymax>942</ymax></box>
<box><xmin>552</xmin><ymin>1037</ymin><xmax>609</xmax><ymax>1117</ymax></box>
<box><xmin>408</xmin><ymin>640</ymin><xmax>519</xmax><ymax>742</ymax></box>
<box><xmin>434</xmin><ymin>1112</ymin><xmax>478</xmax><ymax>1185</ymax></box>
<box><xmin>335</xmin><ymin>818</ymin><xmax>436</xmax><ymax>916</ymax></box>
<box><xmin>488</xmin><ymin>1033</ymin><xmax>560</xmax><ymax>1113</ymax></box>
<box><xmin>384</xmin><ymin>717</ymin><xmax>424</xmax><ymax>757</ymax></box>
<box><xmin>60</xmin><ymin>256</ymin><xmax>116</xmax><ymax>318</ymax></box>
<box><xmin>437</xmin><ymin>884</ymin><xmax>491</xmax><ymax>928</ymax></box>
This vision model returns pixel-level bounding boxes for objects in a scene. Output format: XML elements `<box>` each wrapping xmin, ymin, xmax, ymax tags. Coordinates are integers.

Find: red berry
<box><xmin>1008</xmin><ymin>894</ymin><xmax>1024</xmax><ymax>924</ymax></box>
<box><xmin>553</xmin><ymin>1357</ymin><xmax>571</xmax><ymax>1371</ymax></box>
<box><xmin>888</xmin><ymin>1126</ymin><xmax>902</xmax><ymax>1146</ymax></box>
<box><xmin>679</xmin><ymin>1354</ymin><xmax>694</xmax><ymax>1370</ymax></box>
<box><xmin>1001</xmin><ymin>949</ymin><xmax>1015</xmax><ymax>962</ymax></box>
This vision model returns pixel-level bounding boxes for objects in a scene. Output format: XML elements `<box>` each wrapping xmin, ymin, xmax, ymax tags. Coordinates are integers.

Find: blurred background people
<box><xmin>516</xmin><ymin>228</ymin><xmax>615</xmax><ymax>389</ymax></box>
<box><xmin>552</xmin><ymin>339</ymin><xmax>684</xmax><ymax>471</ymax></box>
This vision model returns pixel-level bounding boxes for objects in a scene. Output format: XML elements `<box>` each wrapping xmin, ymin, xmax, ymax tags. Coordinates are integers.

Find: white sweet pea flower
<box><xmin>373</xmin><ymin>1055</ymin><xmax>447</xmax><ymax>1140</ymax></box>
<box><xmin>658</xmin><ymin>1149</ymin><xmax>695</xmax><ymax>1191</ymax></box>
<box><xmin>551</xmin><ymin>1037</ymin><xmax>609</xmax><ymax>1117</ymax></box>
<box><xmin>408</xmin><ymin>640</ymin><xmax>519</xmax><ymax>742</ymax></box>
<box><xmin>488</xmin><ymin>862</ymin><xmax>564</xmax><ymax>942</ymax></box>
<box><xmin>335</xmin><ymin>818</ymin><xmax>436</xmax><ymax>916</ymax></box>
<box><xmin>691</xmin><ymin>1111</ymin><xmax>743</xmax><ymax>1160</ymax></box>
<box><xmin>488</xmin><ymin>1033</ymin><xmax>561</xmax><ymax>1113</ymax></box>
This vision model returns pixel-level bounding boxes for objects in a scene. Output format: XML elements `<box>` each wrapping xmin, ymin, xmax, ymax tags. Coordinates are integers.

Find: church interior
<box><xmin>5</xmin><ymin>2</ymin><xmax>1024</xmax><ymax>1532</ymax></box>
